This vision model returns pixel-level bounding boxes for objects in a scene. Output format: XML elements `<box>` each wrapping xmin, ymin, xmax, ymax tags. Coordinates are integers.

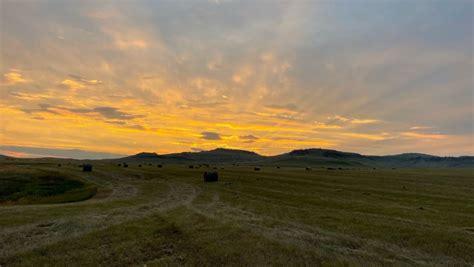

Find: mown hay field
<box><xmin>1</xmin><ymin>161</ymin><xmax>473</xmax><ymax>266</ymax></box>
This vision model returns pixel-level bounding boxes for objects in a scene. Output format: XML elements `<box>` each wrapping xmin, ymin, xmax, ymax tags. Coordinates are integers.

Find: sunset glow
<box><xmin>1</xmin><ymin>1</ymin><xmax>472</xmax><ymax>158</ymax></box>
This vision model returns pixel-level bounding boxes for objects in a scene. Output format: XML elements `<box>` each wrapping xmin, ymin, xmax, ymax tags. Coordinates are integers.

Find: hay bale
<box><xmin>203</xmin><ymin>171</ymin><xmax>218</xmax><ymax>182</ymax></box>
<box><xmin>189</xmin><ymin>165</ymin><xmax>194</xmax><ymax>169</ymax></box>
<box><xmin>306</xmin><ymin>167</ymin><xmax>311</xmax><ymax>171</ymax></box>
<box><xmin>157</xmin><ymin>164</ymin><xmax>163</xmax><ymax>168</ymax></box>
<box><xmin>327</xmin><ymin>167</ymin><xmax>335</xmax><ymax>170</ymax></box>
<box><xmin>57</xmin><ymin>164</ymin><xmax>62</xmax><ymax>167</ymax></box>
<box><xmin>123</xmin><ymin>163</ymin><xmax>128</xmax><ymax>168</ymax></box>
<box><xmin>138</xmin><ymin>164</ymin><xmax>142</xmax><ymax>167</ymax></box>
<box><xmin>276</xmin><ymin>166</ymin><xmax>280</xmax><ymax>169</ymax></box>
<box><xmin>82</xmin><ymin>164</ymin><xmax>92</xmax><ymax>172</ymax></box>
<box><xmin>117</xmin><ymin>163</ymin><xmax>121</xmax><ymax>167</ymax></box>
<box><xmin>254</xmin><ymin>167</ymin><xmax>260</xmax><ymax>171</ymax></box>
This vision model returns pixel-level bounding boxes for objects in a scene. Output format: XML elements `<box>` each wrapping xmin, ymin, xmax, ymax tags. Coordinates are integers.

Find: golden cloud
<box><xmin>401</xmin><ymin>132</ymin><xmax>447</xmax><ymax>140</ymax></box>
<box><xmin>1</xmin><ymin>70</ymin><xmax>29</xmax><ymax>85</ymax></box>
<box><xmin>61</xmin><ymin>79</ymin><xmax>85</xmax><ymax>90</ymax></box>
<box><xmin>351</xmin><ymin>119</ymin><xmax>378</xmax><ymax>124</ymax></box>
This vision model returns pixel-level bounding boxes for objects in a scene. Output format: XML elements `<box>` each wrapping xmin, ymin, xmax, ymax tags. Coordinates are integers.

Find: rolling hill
<box><xmin>115</xmin><ymin>148</ymin><xmax>474</xmax><ymax>168</ymax></box>
<box><xmin>119</xmin><ymin>148</ymin><xmax>264</xmax><ymax>164</ymax></box>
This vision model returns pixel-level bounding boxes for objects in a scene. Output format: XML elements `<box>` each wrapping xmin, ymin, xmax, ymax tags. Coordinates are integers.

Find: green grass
<box><xmin>0</xmin><ymin>161</ymin><xmax>473</xmax><ymax>265</ymax></box>
<box><xmin>0</xmin><ymin>167</ymin><xmax>97</xmax><ymax>205</ymax></box>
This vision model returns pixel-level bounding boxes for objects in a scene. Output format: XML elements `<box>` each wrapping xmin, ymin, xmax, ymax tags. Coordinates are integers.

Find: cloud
<box><xmin>1</xmin><ymin>70</ymin><xmax>29</xmax><ymax>85</ymax></box>
<box><xmin>313</xmin><ymin>122</ymin><xmax>342</xmax><ymax>130</ymax></box>
<box><xmin>340</xmin><ymin>132</ymin><xmax>392</xmax><ymax>141</ymax></box>
<box><xmin>265</xmin><ymin>103</ymin><xmax>298</xmax><ymax>112</ymax></box>
<box><xmin>0</xmin><ymin>145</ymin><xmax>125</xmax><ymax>159</ymax></box>
<box><xmin>22</xmin><ymin>104</ymin><xmax>142</xmax><ymax>121</ymax></box>
<box><xmin>326</xmin><ymin>115</ymin><xmax>350</xmax><ymax>125</ymax></box>
<box><xmin>21</xmin><ymin>103</ymin><xmax>60</xmax><ymax>114</ymax></box>
<box><xmin>60</xmin><ymin>79</ymin><xmax>85</xmax><ymax>90</ymax></box>
<box><xmin>10</xmin><ymin>92</ymin><xmax>52</xmax><ymax>101</ymax></box>
<box><xmin>401</xmin><ymin>132</ymin><xmax>447</xmax><ymax>140</ymax></box>
<box><xmin>0</xmin><ymin>1</ymin><xmax>471</xmax><ymax>157</ymax></box>
<box><xmin>326</xmin><ymin>115</ymin><xmax>378</xmax><ymax>126</ymax></box>
<box><xmin>91</xmin><ymin>107</ymin><xmax>141</xmax><ymax>120</ymax></box>
<box><xmin>68</xmin><ymin>74</ymin><xmax>102</xmax><ymax>85</ymax></box>
<box><xmin>239</xmin><ymin>134</ymin><xmax>259</xmax><ymax>143</ymax></box>
<box><xmin>351</xmin><ymin>119</ymin><xmax>378</xmax><ymax>124</ymax></box>
<box><xmin>201</xmin><ymin>131</ymin><xmax>222</xmax><ymax>140</ymax></box>
<box><xmin>60</xmin><ymin>75</ymin><xmax>102</xmax><ymax>90</ymax></box>
<box><xmin>409</xmin><ymin>126</ymin><xmax>432</xmax><ymax>130</ymax></box>
<box><xmin>240</xmin><ymin>134</ymin><xmax>259</xmax><ymax>140</ymax></box>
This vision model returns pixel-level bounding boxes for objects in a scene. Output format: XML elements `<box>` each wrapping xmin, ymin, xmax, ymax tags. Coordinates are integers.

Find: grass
<box><xmin>0</xmin><ymin>160</ymin><xmax>473</xmax><ymax>265</ymax></box>
<box><xmin>0</xmin><ymin>167</ymin><xmax>97</xmax><ymax>205</ymax></box>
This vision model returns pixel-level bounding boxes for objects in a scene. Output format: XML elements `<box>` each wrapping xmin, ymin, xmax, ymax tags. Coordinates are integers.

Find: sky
<box><xmin>0</xmin><ymin>0</ymin><xmax>473</xmax><ymax>159</ymax></box>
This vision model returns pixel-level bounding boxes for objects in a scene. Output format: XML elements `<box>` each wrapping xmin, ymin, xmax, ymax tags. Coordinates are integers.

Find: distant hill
<box><xmin>116</xmin><ymin>148</ymin><xmax>474</xmax><ymax>168</ymax></box>
<box><xmin>122</xmin><ymin>152</ymin><xmax>160</xmax><ymax>160</ymax></box>
<box><xmin>0</xmin><ymin>154</ymin><xmax>13</xmax><ymax>160</ymax></box>
<box><xmin>119</xmin><ymin>148</ymin><xmax>264</xmax><ymax>164</ymax></box>
<box><xmin>259</xmin><ymin>148</ymin><xmax>371</xmax><ymax>167</ymax></box>
<box><xmin>370</xmin><ymin>153</ymin><xmax>474</xmax><ymax>168</ymax></box>
<box><xmin>259</xmin><ymin>149</ymin><xmax>474</xmax><ymax>168</ymax></box>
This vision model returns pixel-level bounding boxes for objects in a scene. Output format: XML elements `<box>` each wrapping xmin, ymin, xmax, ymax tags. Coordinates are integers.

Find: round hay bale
<box><xmin>82</xmin><ymin>164</ymin><xmax>93</xmax><ymax>172</ymax></box>
<box><xmin>203</xmin><ymin>171</ymin><xmax>218</xmax><ymax>182</ymax></box>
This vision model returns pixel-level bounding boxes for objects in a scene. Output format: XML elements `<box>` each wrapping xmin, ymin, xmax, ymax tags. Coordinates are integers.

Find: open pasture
<box><xmin>1</xmin><ymin>161</ymin><xmax>473</xmax><ymax>265</ymax></box>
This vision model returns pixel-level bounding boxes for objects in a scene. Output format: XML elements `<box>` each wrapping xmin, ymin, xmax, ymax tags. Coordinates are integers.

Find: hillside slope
<box><xmin>116</xmin><ymin>148</ymin><xmax>474</xmax><ymax>168</ymax></box>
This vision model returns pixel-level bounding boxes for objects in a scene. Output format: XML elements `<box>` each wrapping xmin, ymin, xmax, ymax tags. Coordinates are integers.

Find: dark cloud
<box><xmin>240</xmin><ymin>135</ymin><xmax>259</xmax><ymax>140</ymax></box>
<box><xmin>21</xmin><ymin>103</ymin><xmax>60</xmax><ymax>114</ymax></box>
<box><xmin>201</xmin><ymin>132</ymin><xmax>221</xmax><ymax>140</ymax></box>
<box><xmin>126</xmin><ymin>124</ymin><xmax>146</xmax><ymax>130</ymax></box>
<box><xmin>92</xmin><ymin>107</ymin><xmax>141</xmax><ymax>120</ymax></box>
<box><xmin>21</xmin><ymin>104</ymin><xmax>142</xmax><ymax>121</ymax></box>
<box><xmin>0</xmin><ymin>145</ymin><xmax>125</xmax><ymax>159</ymax></box>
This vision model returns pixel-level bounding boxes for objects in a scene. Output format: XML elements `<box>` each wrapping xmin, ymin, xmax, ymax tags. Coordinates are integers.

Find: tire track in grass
<box><xmin>188</xmin><ymin>191</ymin><xmax>467</xmax><ymax>265</ymax></box>
<box><xmin>0</xmin><ymin>174</ymin><xmax>201</xmax><ymax>260</ymax></box>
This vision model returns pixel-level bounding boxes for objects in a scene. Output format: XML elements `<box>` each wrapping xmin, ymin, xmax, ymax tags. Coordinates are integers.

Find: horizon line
<box><xmin>1</xmin><ymin>145</ymin><xmax>472</xmax><ymax>160</ymax></box>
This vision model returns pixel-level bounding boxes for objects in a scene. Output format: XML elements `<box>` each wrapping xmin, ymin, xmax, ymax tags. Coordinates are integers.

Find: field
<box><xmin>0</xmin><ymin>161</ymin><xmax>473</xmax><ymax>266</ymax></box>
